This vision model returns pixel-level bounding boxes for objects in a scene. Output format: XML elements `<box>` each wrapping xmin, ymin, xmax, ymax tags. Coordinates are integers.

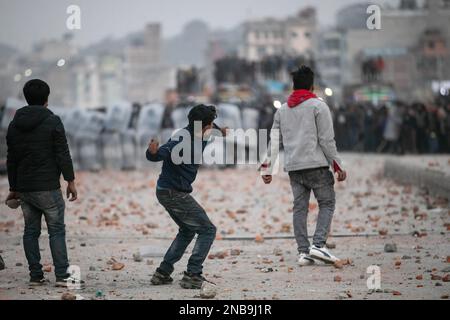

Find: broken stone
<box><xmin>133</xmin><ymin>253</ymin><xmax>143</xmax><ymax>262</ymax></box>
<box><xmin>384</xmin><ymin>244</ymin><xmax>397</xmax><ymax>253</ymax></box>
<box><xmin>112</xmin><ymin>262</ymin><xmax>125</xmax><ymax>271</ymax></box>
<box><xmin>255</xmin><ymin>234</ymin><xmax>264</xmax><ymax>243</ymax></box>
<box><xmin>431</xmin><ymin>274</ymin><xmax>442</xmax><ymax>281</ymax></box>
<box><xmin>272</xmin><ymin>248</ymin><xmax>283</xmax><ymax>256</ymax></box>
<box><xmin>326</xmin><ymin>242</ymin><xmax>336</xmax><ymax>249</ymax></box>
<box><xmin>230</xmin><ymin>249</ymin><xmax>241</xmax><ymax>256</ymax></box>
<box><xmin>61</xmin><ymin>292</ymin><xmax>77</xmax><ymax>300</ymax></box>
<box><xmin>200</xmin><ymin>283</ymin><xmax>217</xmax><ymax>299</ymax></box>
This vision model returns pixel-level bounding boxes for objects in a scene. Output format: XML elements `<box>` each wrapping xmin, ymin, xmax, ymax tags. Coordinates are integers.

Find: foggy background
<box><xmin>1</xmin><ymin>0</ymin><xmax>388</xmax><ymax>51</ymax></box>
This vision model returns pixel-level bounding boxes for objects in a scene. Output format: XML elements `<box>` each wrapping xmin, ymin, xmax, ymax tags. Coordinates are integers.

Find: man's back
<box><xmin>276</xmin><ymin>98</ymin><xmax>342</xmax><ymax>172</ymax></box>
<box><xmin>6</xmin><ymin>105</ymin><xmax>74</xmax><ymax>192</ymax></box>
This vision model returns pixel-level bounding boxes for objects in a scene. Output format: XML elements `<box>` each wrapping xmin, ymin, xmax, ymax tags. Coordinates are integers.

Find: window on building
<box><xmin>258</xmin><ymin>46</ymin><xmax>266</xmax><ymax>57</ymax></box>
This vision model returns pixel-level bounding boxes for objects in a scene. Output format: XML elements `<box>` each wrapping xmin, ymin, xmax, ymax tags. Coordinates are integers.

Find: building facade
<box><xmin>240</xmin><ymin>7</ymin><xmax>317</xmax><ymax>62</ymax></box>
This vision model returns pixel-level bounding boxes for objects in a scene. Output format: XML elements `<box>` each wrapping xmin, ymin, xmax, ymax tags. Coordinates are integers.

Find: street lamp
<box><xmin>273</xmin><ymin>100</ymin><xmax>282</xmax><ymax>109</ymax></box>
<box><xmin>14</xmin><ymin>74</ymin><xmax>22</xmax><ymax>82</ymax></box>
<box><xmin>325</xmin><ymin>88</ymin><xmax>333</xmax><ymax>97</ymax></box>
<box><xmin>57</xmin><ymin>59</ymin><xmax>66</xmax><ymax>67</ymax></box>
<box><xmin>24</xmin><ymin>69</ymin><xmax>32</xmax><ymax>77</ymax></box>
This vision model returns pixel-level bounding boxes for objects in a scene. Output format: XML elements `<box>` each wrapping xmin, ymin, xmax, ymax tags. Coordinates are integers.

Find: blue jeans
<box><xmin>289</xmin><ymin>168</ymin><xmax>336</xmax><ymax>254</ymax></box>
<box><xmin>19</xmin><ymin>190</ymin><xmax>70</xmax><ymax>279</ymax></box>
<box><xmin>156</xmin><ymin>189</ymin><xmax>216</xmax><ymax>275</ymax></box>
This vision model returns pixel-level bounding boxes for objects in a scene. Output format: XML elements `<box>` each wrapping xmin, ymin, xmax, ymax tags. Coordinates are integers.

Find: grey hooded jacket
<box><xmin>263</xmin><ymin>98</ymin><xmax>344</xmax><ymax>174</ymax></box>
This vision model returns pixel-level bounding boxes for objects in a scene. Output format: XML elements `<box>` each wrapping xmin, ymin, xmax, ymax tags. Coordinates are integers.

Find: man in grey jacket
<box><xmin>261</xmin><ymin>66</ymin><xmax>347</xmax><ymax>266</ymax></box>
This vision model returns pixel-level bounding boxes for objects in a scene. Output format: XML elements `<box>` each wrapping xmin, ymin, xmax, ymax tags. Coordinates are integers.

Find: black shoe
<box><xmin>151</xmin><ymin>269</ymin><xmax>173</xmax><ymax>285</ymax></box>
<box><xmin>29</xmin><ymin>277</ymin><xmax>48</xmax><ymax>286</ymax></box>
<box><xmin>55</xmin><ymin>276</ymin><xmax>85</xmax><ymax>289</ymax></box>
<box><xmin>0</xmin><ymin>255</ymin><xmax>5</xmax><ymax>271</ymax></box>
<box><xmin>179</xmin><ymin>272</ymin><xmax>210</xmax><ymax>290</ymax></box>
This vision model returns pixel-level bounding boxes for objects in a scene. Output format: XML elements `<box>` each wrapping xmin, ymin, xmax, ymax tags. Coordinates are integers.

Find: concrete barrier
<box><xmin>384</xmin><ymin>158</ymin><xmax>450</xmax><ymax>199</ymax></box>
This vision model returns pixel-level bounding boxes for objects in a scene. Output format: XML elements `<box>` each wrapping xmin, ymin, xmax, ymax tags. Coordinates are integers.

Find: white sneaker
<box><xmin>309</xmin><ymin>245</ymin><xmax>340</xmax><ymax>264</ymax></box>
<box><xmin>298</xmin><ymin>253</ymin><xmax>315</xmax><ymax>266</ymax></box>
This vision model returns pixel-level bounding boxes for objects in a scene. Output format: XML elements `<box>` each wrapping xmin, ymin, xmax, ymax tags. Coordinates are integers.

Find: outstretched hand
<box><xmin>262</xmin><ymin>175</ymin><xmax>272</xmax><ymax>185</ymax></box>
<box><xmin>149</xmin><ymin>139</ymin><xmax>159</xmax><ymax>155</ymax></box>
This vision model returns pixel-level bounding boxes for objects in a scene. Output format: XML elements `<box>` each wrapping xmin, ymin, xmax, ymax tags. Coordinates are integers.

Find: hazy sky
<box><xmin>0</xmin><ymin>0</ymin><xmax>380</xmax><ymax>51</ymax></box>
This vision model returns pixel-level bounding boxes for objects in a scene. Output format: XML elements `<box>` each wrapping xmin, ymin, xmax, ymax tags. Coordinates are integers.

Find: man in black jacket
<box><xmin>5</xmin><ymin>79</ymin><xmax>80</xmax><ymax>287</ymax></box>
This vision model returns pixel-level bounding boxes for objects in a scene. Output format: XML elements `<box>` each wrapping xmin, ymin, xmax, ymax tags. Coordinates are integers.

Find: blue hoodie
<box><xmin>146</xmin><ymin>129</ymin><xmax>208</xmax><ymax>193</ymax></box>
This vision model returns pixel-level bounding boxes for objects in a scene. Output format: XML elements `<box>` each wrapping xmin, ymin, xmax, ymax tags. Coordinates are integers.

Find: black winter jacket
<box><xmin>6</xmin><ymin>105</ymin><xmax>75</xmax><ymax>192</ymax></box>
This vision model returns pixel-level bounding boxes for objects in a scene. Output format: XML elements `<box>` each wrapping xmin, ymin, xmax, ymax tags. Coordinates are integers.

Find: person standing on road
<box><xmin>261</xmin><ymin>66</ymin><xmax>347</xmax><ymax>266</ymax></box>
<box><xmin>147</xmin><ymin>104</ymin><xmax>228</xmax><ymax>289</ymax></box>
<box><xmin>5</xmin><ymin>79</ymin><xmax>82</xmax><ymax>287</ymax></box>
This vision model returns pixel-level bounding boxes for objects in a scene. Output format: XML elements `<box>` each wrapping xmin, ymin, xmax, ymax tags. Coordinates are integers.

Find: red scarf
<box><xmin>287</xmin><ymin>89</ymin><xmax>317</xmax><ymax>108</ymax></box>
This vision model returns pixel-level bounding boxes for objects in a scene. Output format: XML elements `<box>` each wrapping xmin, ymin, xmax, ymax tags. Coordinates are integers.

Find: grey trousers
<box><xmin>289</xmin><ymin>167</ymin><xmax>336</xmax><ymax>254</ymax></box>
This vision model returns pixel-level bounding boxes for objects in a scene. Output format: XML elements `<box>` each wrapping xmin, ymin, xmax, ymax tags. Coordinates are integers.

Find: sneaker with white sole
<box><xmin>298</xmin><ymin>253</ymin><xmax>315</xmax><ymax>266</ymax></box>
<box><xmin>309</xmin><ymin>245</ymin><xmax>340</xmax><ymax>264</ymax></box>
<box><xmin>55</xmin><ymin>276</ymin><xmax>85</xmax><ymax>289</ymax></box>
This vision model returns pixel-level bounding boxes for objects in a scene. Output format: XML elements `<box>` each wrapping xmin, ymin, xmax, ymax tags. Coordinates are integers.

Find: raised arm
<box><xmin>146</xmin><ymin>139</ymin><xmax>174</xmax><ymax>162</ymax></box>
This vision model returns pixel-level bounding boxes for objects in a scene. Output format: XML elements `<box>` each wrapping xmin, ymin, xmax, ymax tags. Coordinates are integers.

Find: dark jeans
<box><xmin>19</xmin><ymin>190</ymin><xmax>69</xmax><ymax>279</ymax></box>
<box><xmin>289</xmin><ymin>167</ymin><xmax>336</xmax><ymax>254</ymax></box>
<box><xmin>156</xmin><ymin>189</ymin><xmax>216</xmax><ymax>275</ymax></box>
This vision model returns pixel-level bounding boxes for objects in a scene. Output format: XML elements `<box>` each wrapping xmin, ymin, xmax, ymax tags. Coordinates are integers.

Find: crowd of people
<box><xmin>214</xmin><ymin>55</ymin><xmax>308</xmax><ymax>85</ymax></box>
<box><xmin>332</xmin><ymin>101</ymin><xmax>450</xmax><ymax>154</ymax></box>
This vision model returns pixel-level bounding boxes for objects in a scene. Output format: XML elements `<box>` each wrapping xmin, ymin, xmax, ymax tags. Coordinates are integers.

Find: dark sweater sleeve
<box><xmin>146</xmin><ymin>140</ymin><xmax>176</xmax><ymax>162</ymax></box>
<box><xmin>6</xmin><ymin>126</ymin><xmax>17</xmax><ymax>192</ymax></box>
<box><xmin>52</xmin><ymin>117</ymin><xmax>75</xmax><ymax>182</ymax></box>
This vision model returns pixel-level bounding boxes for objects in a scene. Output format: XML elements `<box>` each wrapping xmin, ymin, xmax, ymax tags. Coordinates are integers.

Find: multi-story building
<box><xmin>72</xmin><ymin>55</ymin><xmax>125</xmax><ymax>109</ymax></box>
<box><xmin>240</xmin><ymin>7</ymin><xmax>317</xmax><ymax>62</ymax></box>
<box><xmin>340</xmin><ymin>0</ymin><xmax>450</xmax><ymax>102</ymax></box>
<box><xmin>317</xmin><ymin>29</ymin><xmax>347</xmax><ymax>103</ymax></box>
<box><xmin>124</xmin><ymin>23</ymin><xmax>176</xmax><ymax>104</ymax></box>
